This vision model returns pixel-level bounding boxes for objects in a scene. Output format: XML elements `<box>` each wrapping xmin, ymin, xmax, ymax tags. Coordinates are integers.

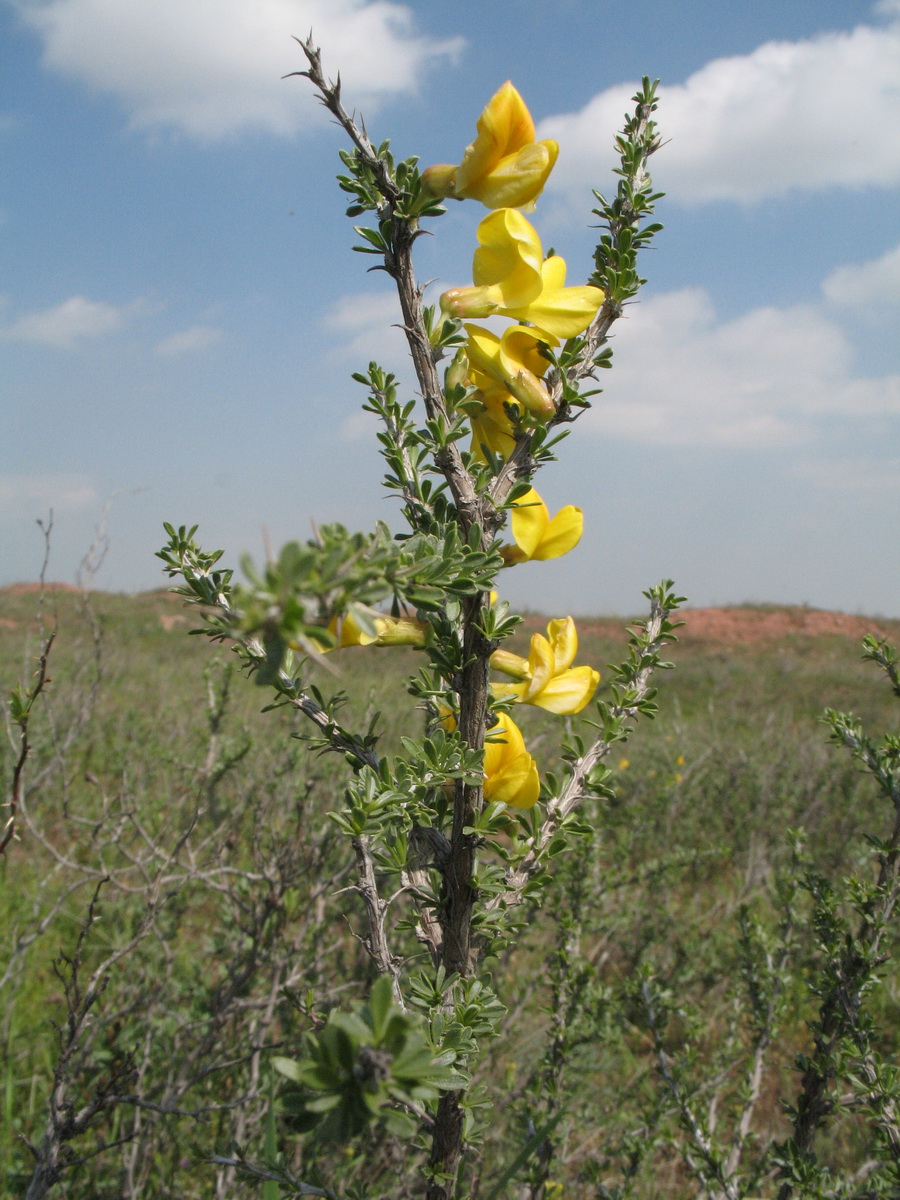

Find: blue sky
<box><xmin>2</xmin><ymin>0</ymin><xmax>899</xmax><ymax>617</ymax></box>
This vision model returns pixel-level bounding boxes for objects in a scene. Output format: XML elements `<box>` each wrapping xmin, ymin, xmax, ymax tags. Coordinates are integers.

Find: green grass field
<box><xmin>2</xmin><ymin>586</ymin><xmax>899</xmax><ymax>1198</ymax></box>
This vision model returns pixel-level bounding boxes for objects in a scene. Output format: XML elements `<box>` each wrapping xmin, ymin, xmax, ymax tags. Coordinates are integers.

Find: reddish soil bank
<box><xmin>676</xmin><ymin>606</ymin><xmax>890</xmax><ymax>644</ymax></box>
<box><xmin>539</xmin><ymin>606</ymin><xmax>894</xmax><ymax>646</ymax></box>
<box><xmin>4</xmin><ymin>582</ymin><xmax>81</xmax><ymax>594</ymax></box>
<box><xmin>570</xmin><ymin>606</ymin><xmax>892</xmax><ymax>645</ymax></box>
<box><xmin>0</xmin><ymin>589</ymin><xmax>893</xmax><ymax>648</ymax></box>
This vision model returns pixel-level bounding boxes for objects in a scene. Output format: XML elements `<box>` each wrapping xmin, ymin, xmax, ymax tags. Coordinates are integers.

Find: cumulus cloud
<box><xmin>2</xmin><ymin>294</ymin><xmax>133</xmax><ymax>348</ymax></box>
<box><xmin>538</xmin><ymin>12</ymin><xmax>900</xmax><ymax>205</ymax></box>
<box><xmin>0</xmin><ymin>472</ymin><xmax>98</xmax><ymax>515</ymax></box>
<box><xmin>338</xmin><ymin>409</ymin><xmax>380</xmax><ymax>442</ymax></box>
<box><xmin>11</xmin><ymin>0</ymin><xmax>464</xmax><ymax>139</ymax></box>
<box><xmin>322</xmin><ymin>290</ymin><xmax>408</xmax><ymax>372</ymax></box>
<box><xmin>587</xmin><ymin>287</ymin><xmax>900</xmax><ymax>447</ymax></box>
<box><xmin>155</xmin><ymin>324</ymin><xmax>222</xmax><ymax>356</ymax></box>
<box><xmin>822</xmin><ymin>241</ymin><xmax>900</xmax><ymax>317</ymax></box>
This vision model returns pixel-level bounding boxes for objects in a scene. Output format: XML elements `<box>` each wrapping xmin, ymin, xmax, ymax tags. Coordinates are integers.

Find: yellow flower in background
<box><xmin>470</xmin><ymin>387</ymin><xmax>519</xmax><ymax>461</ymax></box>
<box><xmin>501</xmin><ymin>487</ymin><xmax>583</xmax><ymax>565</ymax></box>
<box><xmin>422</xmin><ymin>81</ymin><xmax>559</xmax><ymax>210</ymax></box>
<box><xmin>465</xmin><ymin>323</ymin><xmax>557</xmax><ymax>421</ymax></box>
<box><xmin>491</xmin><ymin>617</ymin><xmax>600</xmax><ymax>715</ymax></box>
<box><xmin>440</xmin><ymin>209</ymin><xmax>604</xmax><ymax>339</ymax></box>
<box><xmin>482</xmin><ymin>711</ymin><xmax>540</xmax><ymax>808</ymax></box>
<box><xmin>325</xmin><ymin>611</ymin><xmax>428</xmax><ymax>650</ymax></box>
<box><xmin>326</xmin><ymin>611</ymin><xmax>378</xmax><ymax>648</ymax></box>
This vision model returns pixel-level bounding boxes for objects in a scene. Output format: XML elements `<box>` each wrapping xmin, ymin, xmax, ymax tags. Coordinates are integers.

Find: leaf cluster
<box><xmin>273</xmin><ymin>976</ymin><xmax>466</xmax><ymax>1142</ymax></box>
<box><xmin>590</xmin><ymin>77</ymin><xmax>665</xmax><ymax>309</ymax></box>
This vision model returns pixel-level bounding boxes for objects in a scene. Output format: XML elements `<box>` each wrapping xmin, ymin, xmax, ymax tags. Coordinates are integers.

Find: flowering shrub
<box><xmin>159</xmin><ymin>42</ymin><xmax>673</xmax><ymax>1199</ymax></box>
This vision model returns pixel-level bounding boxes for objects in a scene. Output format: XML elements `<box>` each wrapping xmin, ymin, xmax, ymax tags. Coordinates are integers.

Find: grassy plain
<box><xmin>1</xmin><ymin>586</ymin><xmax>899</xmax><ymax>1197</ymax></box>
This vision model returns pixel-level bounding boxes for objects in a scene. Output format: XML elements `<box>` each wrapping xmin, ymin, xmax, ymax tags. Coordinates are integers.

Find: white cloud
<box><xmin>11</xmin><ymin>0</ymin><xmax>464</xmax><ymax>139</ymax></box>
<box><xmin>155</xmin><ymin>324</ymin><xmax>222</xmax><ymax>356</ymax></box>
<box><xmin>338</xmin><ymin>409</ymin><xmax>380</xmax><ymax>442</ymax></box>
<box><xmin>322</xmin><ymin>290</ymin><xmax>408</xmax><ymax>371</ymax></box>
<box><xmin>0</xmin><ymin>473</ymin><xmax>98</xmax><ymax>516</ymax></box>
<box><xmin>588</xmin><ymin>287</ymin><xmax>900</xmax><ymax>447</ymax></box>
<box><xmin>2</xmin><ymin>294</ymin><xmax>133</xmax><ymax>348</ymax></box>
<box><xmin>792</xmin><ymin>456</ymin><xmax>900</xmax><ymax>493</ymax></box>
<box><xmin>822</xmin><ymin>241</ymin><xmax>900</xmax><ymax>317</ymax></box>
<box><xmin>538</xmin><ymin>13</ymin><xmax>900</xmax><ymax>205</ymax></box>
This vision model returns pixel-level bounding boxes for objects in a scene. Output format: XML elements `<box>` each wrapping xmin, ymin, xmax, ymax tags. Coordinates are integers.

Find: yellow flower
<box><xmin>422</xmin><ymin>81</ymin><xmax>558</xmax><ymax>210</ymax></box>
<box><xmin>501</xmin><ymin>487</ymin><xmax>583</xmax><ymax>565</ymax></box>
<box><xmin>325</xmin><ymin>611</ymin><xmax>428</xmax><ymax>649</ymax></box>
<box><xmin>470</xmin><ymin>386</ymin><xmax>519</xmax><ymax>461</ymax></box>
<box><xmin>482</xmin><ymin>710</ymin><xmax>540</xmax><ymax>808</ymax></box>
<box><xmin>491</xmin><ymin>617</ymin><xmax>599</xmax><ymax>715</ymax></box>
<box><xmin>440</xmin><ymin>209</ymin><xmax>604</xmax><ymax>339</ymax></box>
<box><xmin>460</xmin><ymin>325</ymin><xmax>555</xmax><ymax>461</ymax></box>
<box><xmin>437</xmin><ymin>706</ymin><xmax>539</xmax><ymax>809</ymax></box>
<box><xmin>465</xmin><ymin>323</ymin><xmax>557</xmax><ymax>421</ymax></box>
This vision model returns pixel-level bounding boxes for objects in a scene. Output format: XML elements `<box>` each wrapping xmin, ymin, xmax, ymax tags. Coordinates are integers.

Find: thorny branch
<box><xmin>5</xmin><ymin>599</ymin><xmax>352</xmax><ymax>1196</ymax></box>
<box><xmin>23</xmin><ymin>879</ymin><xmax>145</xmax><ymax>1200</ymax></box>
<box><xmin>348</xmin><ymin>833</ymin><xmax>406</xmax><ymax>1007</ymax></box>
<box><xmin>724</xmin><ymin>938</ymin><xmax>793</xmax><ymax>1181</ymax></box>
<box><xmin>2</xmin><ymin>629</ymin><xmax>55</xmax><ymax>856</ymax></box>
<box><xmin>290</xmin><ymin>37</ymin><xmax>487</xmax><ymax>540</ymax></box>
<box><xmin>642</xmin><ymin>980</ymin><xmax>742</xmax><ymax>1200</ymax></box>
<box><xmin>778</xmin><ymin>795</ymin><xmax>900</xmax><ymax>1199</ymax></box>
<box><xmin>289</xmin><ymin>40</ymin><xmax>507</xmax><ymax>1200</ymax></box>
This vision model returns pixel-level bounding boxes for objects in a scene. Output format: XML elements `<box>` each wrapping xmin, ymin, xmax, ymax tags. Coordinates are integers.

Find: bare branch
<box><xmin>2</xmin><ymin>629</ymin><xmax>55</xmax><ymax>856</ymax></box>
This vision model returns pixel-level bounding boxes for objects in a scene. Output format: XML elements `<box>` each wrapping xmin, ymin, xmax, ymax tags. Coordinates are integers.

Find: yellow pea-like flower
<box><xmin>465</xmin><ymin>323</ymin><xmax>557</xmax><ymax>421</ymax></box>
<box><xmin>482</xmin><ymin>711</ymin><xmax>540</xmax><ymax>808</ymax></box>
<box><xmin>440</xmin><ymin>209</ymin><xmax>604</xmax><ymax>340</ymax></box>
<box><xmin>469</xmin><ymin>387</ymin><xmax>519</xmax><ymax>462</ymax></box>
<box><xmin>491</xmin><ymin>617</ymin><xmax>600</xmax><ymax>716</ymax></box>
<box><xmin>437</xmin><ymin>706</ymin><xmax>539</xmax><ymax>809</ymax></box>
<box><xmin>501</xmin><ymin>487</ymin><xmax>583</xmax><ymax>565</ymax></box>
<box><xmin>422</xmin><ymin>81</ymin><xmax>559</xmax><ymax>210</ymax></box>
<box><xmin>325</xmin><ymin>611</ymin><xmax>428</xmax><ymax>650</ymax></box>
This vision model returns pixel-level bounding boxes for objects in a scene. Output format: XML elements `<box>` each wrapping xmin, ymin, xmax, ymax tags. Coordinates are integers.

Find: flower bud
<box><xmin>506</xmin><ymin>368</ymin><xmax>556</xmax><ymax>421</ymax></box>
<box><xmin>371</xmin><ymin>617</ymin><xmax>428</xmax><ymax>648</ymax></box>
<box><xmin>444</xmin><ymin>348</ymin><xmax>469</xmax><ymax>394</ymax></box>
<box><xmin>421</xmin><ymin>163</ymin><xmax>458</xmax><ymax>199</ymax></box>
<box><xmin>440</xmin><ymin>286</ymin><xmax>498</xmax><ymax>321</ymax></box>
<box><xmin>490</xmin><ymin>648</ymin><xmax>531</xmax><ymax>680</ymax></box>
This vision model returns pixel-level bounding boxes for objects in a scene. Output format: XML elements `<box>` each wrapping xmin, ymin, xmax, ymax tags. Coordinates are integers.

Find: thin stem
<box><xmin>2</xmin><ymin>630</ymin><xmax>55</xmax><ymax>856</ymax></box>
<box><xmin>350</xmin><ymin>834</ymin><xmax>405</xmax><ymax>1008</ymax></box>
<box><xmin>292</xmin><ymin>37</ymin><xmax>486</xmax><ymax>540</ymax></box>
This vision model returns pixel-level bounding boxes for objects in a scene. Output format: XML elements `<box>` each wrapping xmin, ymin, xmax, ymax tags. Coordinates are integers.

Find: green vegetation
<box><xmin>2</xmin><ymin>587</ymin><xmax>899</xmax><ymax>1197</ymax></box>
